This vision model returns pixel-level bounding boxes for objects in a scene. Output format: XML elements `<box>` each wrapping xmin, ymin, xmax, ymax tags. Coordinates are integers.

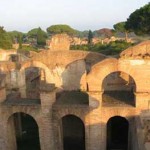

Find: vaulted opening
<box><xmin>8</xmin><ymin>112</ymin><xmax>41</xmax><ymax>150</ymax></box>
<box><xmin>62</xmin><ymin>115</ymin><xmax>85</xmax><ymax>150</ymax></box>
<box><xmin>107</xmin><ymin>116</ymin><xmax>129</xmax><ymax>150</ymax></box>
<box><xmin>102</xmin><ymin>71</ymin><xmax>136</xmax><ymax>106</ymax></box>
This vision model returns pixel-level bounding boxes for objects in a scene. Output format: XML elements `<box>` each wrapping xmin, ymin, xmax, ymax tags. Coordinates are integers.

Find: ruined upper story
<box><xmin>0</xmin><ymin>40</ymin><xmax>149</xmax><ymax>109</ymax></box>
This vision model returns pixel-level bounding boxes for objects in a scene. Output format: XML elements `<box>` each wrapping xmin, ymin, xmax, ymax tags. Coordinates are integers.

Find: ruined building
<box><xmin>0</xmin><ymin>39</ymin><xmax>150</xmax><ymax>150</ymax></box>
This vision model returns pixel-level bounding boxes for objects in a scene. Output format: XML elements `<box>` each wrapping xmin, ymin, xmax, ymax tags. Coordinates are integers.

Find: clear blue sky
<box><xmin>0</xmin><ymin>0</ymin><xmax>149</xmax><ymax>32</ymax></box>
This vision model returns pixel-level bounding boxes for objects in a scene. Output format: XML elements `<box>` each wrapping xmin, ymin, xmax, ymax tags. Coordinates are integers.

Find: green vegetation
<box><xmin>37</xmin><ymin>27</ymin><xmax>47</xmax><ymax>46</ymax></box>
<box><xmin>47</xmin><ymin>24</ymin><xmax>76</xmax><ymax>35</ymax></box>
<box><xmin>0</xmin><ymin>26</ymin><xmax>12</xmax><ymax>49</ymax></box>
<box><xmin>71</xmin><ymin>40</ymin><xmax>133</xmax><ymax>55</ymax></box>
<box><xmin>27</xmin><ymin>27</ymin><xmax>47</xmax><ymax>46</ymax></box>
<box><xmin>0</xmin><ymin>2</ymin><xmax>149</xmax><ymax>52</ymax></box>
<box><xmin>7</xmin><ymin>31</ymin><xmax>25</xmax><ymax>44</ymax></box>
<box><xmin>88</xmin><ymin>30</ymin><xmax>93</xmax><ymax>44</ymax></box>
<box><xmin>113</xmin><ymin>22</ymin><xmax>129</xmax><ymax>41</ymax></box>
<box><xmin>19</xmin><ymin>45</ymin><xmax>38</xmax><ymax>52</ymax></box>
<box><xmin>126</xmin><ymin>3</ymin><xmax>150</xmax><ymax>35</ymax></box>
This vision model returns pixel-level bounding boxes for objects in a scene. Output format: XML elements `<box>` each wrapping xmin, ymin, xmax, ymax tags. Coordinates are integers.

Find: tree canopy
<box><xmin>113</xmin><ymin>22</ymin><xmax>127</xmax><ymax>33</ymax></box>
<box><xmin>113</xmin><ymin>22</ymin><xmax>129</xmax><ymax>41</ymax></box>
<box><xmin>7</xmin><ymin>31</ymin><xmax>25</xmax><ymax>47</ymax></box>
<box><xmin>125</xmin><ymin>3</ymin><xmax>150</xmax><ymax>35</ymax></box>
<box><xmin>0</xmin><ymin>27</ymin><xmax>12</xmax><ymax>49</ymax></box>
<box><xmin>37</xmin><ymin>27</ymin><xmax>47</xmax><ymax>46</ymax></box>
<box><xmin>8</xmin><ymin>31</ymin><xmax>24</xmax><ymax>39</ymax></box>
<box><xmin>27</xmin><ymin>28</ymin><xmax>47</xmax><ymax>38</ymax></box>
<box><xmin>47</xmin><ymin>24</ymin><xmax>76</xmax><ymax>35</ymax></box>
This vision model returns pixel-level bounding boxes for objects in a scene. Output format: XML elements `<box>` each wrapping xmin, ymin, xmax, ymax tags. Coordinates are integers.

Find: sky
<box><xmin>0</xmin><ymin>0</ymin><xmax>149</xmax><ymax>32</ymax></box>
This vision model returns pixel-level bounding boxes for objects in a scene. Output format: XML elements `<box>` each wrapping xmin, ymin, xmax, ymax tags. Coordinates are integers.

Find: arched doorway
<box><xmin>107</xmin><ymin>116</ymin><xmax>129</xmax><ymax>150</ymax></box>
<box><xmin>102</xmin><ymin>71</ymin><xmax>136</xmax><ymax>106</ymax></box>
<box><xmin>8</xmin><ymin>112</ymin><xmax>41</xmax><ymax>150</ymax></box>
<box><xmin>62</xmin><ymin>115</ymin><xmax>85</xmax><ymax>150</ymax></box>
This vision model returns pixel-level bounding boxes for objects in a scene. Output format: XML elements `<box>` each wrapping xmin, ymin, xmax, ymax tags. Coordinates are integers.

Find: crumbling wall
<box><xmin>47</xmin><ymin>34</ymin><xmax>71</xmax><ymax>51</ymax></box>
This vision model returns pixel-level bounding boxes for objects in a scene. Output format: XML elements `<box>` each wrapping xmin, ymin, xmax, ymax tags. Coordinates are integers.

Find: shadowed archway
<box><xmin>102</xmin><ymin>71</ymin><xmax>136</xmax><ymax>106</ymax></box>
<box><xmin>8</xmin><ymin>112</ymin><xmax>41</xmax><ymax>150</ymax></box>
<box><xmin>107</xmin><ymin>116</ymin><xmax>129</xmax><ymax>150</ymax></box>
<box><xmin>62</xmin><ymin>115</ymin><xmax>85</xmax><ymax>150</ymax></box>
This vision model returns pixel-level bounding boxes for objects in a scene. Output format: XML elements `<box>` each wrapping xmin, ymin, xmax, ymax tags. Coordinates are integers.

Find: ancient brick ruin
<box><xmin>0</xmin><ymin>40</ymin><xmax>149</xmax><ymax>150</ymax></box>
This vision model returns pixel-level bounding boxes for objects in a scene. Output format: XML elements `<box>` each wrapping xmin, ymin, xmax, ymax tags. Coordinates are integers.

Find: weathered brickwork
<box><xmin>0</xmin><ymin>40</ymin><xmax>149</xmax><ymax>150</ymax></box>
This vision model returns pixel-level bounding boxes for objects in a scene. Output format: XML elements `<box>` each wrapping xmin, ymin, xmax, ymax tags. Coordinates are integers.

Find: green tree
<box><xmin>47</xmin><ymin>24</ymin><xmax>76</xmax><ymax>35</ymax></box>
<box><xmin>37</xmin><ymin>27</ymin><xmax>47</xmax><ymax>46</ymax></box>
<box><xmin>27</xmin><ymin>27</ymin><xmax>47</xmax><ymax>47</ymax></box>
<box><xmin>125</xmin><ymin>3</ymin><xmax>150</xmax><ymax>35</ymax></box>
<box><xmin>7</xmin><ymin>31</ymin><xmax>24</xmax><ymax>43</ymax></box>
<box><xmin>18</xmin><ymin>34</ymin><xmax>22</xmax><ymax>49</ymax></box>
<box><xmin>113</xmin><ymin>22</ymin><xmax>129</xmax><ymax>41</ymax></box>
<box><xmin>0</xmin><ymin>26</ymin><xmax>12</xmax><ymax>49</ymax></box>
<box><xmin>27</xmin><ymin>28</ymin><xmax>47</xmax><ymax>38</ymax></box>
<box><xmin>88</xmin><ymin>30</ymin><xmax>93</xmax><ymax>44</ymax></box>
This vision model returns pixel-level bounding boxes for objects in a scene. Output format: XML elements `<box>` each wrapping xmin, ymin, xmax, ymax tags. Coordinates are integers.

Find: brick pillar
<box><xmin>7</xmin><ymin>116</ymin><xmax>17</xmax><ymax>150</ymax></box>
<box><xmin>0</xmin><ymin>87</ymin><xmax>6</xmax><ymax>103</ymax></box>
<box><xmin>18</xmin><ymin>70</ymin><xmax>26</xmax><ymax>98</ymax></box>
<box><xmin>88</xmin><ymin>91</ymin><xmax>102</xmax><ymax>108</ymax></box>
<box><xmin>135</xmin><ymin>92</ymin><xmax>150</xmax><ymax>109</ymax></box>
<box><xmin>85</xmin><ymin>108</ymin><xmax>102</xmax><ymax>150</ymax></box>
<box><xmin>0</xmin><ymin>117</ymin><xmax>8</xmax><ymax>150</ymax></box>
<box><xmin>40</xmin><ymin>83</ymin><xmax>56</xmax><ymax>150</ymax></box>
<box><xmin>40</xmin><ymin>83</ymin><xmax>56</xmax><ymax>112</ymax></box>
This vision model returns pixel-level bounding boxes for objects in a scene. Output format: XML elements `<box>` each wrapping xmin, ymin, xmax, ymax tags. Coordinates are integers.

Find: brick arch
<box><xmin>20</xmin><ymin>61</ymin><xmax>52</xmax><ymax>83</ymax></box>
<box><xmin>102</xmin><ymin>71</ymin><xmax>136</xmax><ymax>90</ymax></box>
<box><xmin>87</xmin><ymin>58</ymin><xmax>118</xmax><ymax>91</ymax></box>
<box><xmin>7</xmin><ymin>111</ymin><xmax>41</xmax><ymax>150</ymax></box>
<box><xmin>59</xmin><ymin>113</ymin><xmax>85</xmax><ymax>123</ymax></box>
<box><xmin>7</xmin><ymin>110</ymin><xmax>39</xmax><ymax>125</ymax></box>
<box><xmin>62</xmin><ymin>114</ymin><xmax>84</xmax><ymax>122</ymax></box>
<box><xmin>87</xmin><ymin>58</ymin><xmax>137</xmax><ymax>92</ymax></box>
<box><xmin>106</xmin><ymin>115</ymin><xmax>129</xmax><ymax>123</ymax></box>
